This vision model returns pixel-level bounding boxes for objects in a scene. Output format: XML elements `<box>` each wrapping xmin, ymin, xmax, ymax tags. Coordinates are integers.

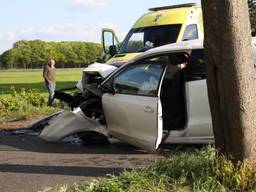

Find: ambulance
<box><xmin>102</xmin><ymin>3</ymin><xmax>204</xmax><ymax>66</ymax></box>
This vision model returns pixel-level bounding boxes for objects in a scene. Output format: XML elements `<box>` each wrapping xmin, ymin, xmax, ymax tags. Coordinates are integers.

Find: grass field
<box><xmin>0</xmin><ymin>68</ymin><xmax>83</xmax><ymax>120</ymax></box>
<box><xmin>0</xmin><ymin>68</ymin><xmax>83</xmax><ymax>95</ymax></box>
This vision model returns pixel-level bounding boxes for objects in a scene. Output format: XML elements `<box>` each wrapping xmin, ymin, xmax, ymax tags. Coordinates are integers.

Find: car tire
<box><xmin>79</xmin><ymin>99</ymin><xmax>106</xmax><ymax>125</ymax></box>
<box><xmin>78</xmin><ymin>99</ymin><xmax>109</xmax><ymax>145</ymax></box>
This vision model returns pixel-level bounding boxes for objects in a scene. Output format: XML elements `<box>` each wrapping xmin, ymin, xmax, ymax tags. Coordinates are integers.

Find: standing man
<box><xmin>43</xmin><ymin>59</ymin><xmax>56</xmax><ymax>106</ymax></box>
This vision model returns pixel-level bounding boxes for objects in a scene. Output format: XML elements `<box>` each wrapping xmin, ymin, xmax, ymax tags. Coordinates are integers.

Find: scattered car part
<box><xmin>39</xmin><ymin>107</ymin><xmax>108</xmax><ymax>142</ymax></box>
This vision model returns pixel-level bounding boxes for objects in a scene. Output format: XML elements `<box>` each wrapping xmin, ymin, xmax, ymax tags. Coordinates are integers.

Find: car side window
<box><xmin>184</xmin><ymin>49</ymin><xmax>206</xmax><ymax>81</ymax></box>
<box><xmin>113</xmin><ymin>63</ymin><xmax>165</xmax><ymax>97</ymax></box>
<box><xmin>182</xmin><ymin>24</ymin><xmax>198</xmax><ymax>41</ymax></box>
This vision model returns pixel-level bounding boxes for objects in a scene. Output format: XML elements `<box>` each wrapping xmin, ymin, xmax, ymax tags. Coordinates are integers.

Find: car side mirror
<box><xmin>109</xmin><ymin>45</ymin><xmax>117</xmax><ymax>57</ymax></box>
<box><xmin>101</xmin><ymin>81</ymin><xmax>115</xmax><ymax>95</ymax></box>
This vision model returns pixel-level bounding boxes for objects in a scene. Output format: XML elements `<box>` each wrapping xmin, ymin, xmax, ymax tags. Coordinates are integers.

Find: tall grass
<box><xmin>40</xmin><ymin>147</ymin><xmax>256</xmax><ymax>192</ymax></box>
<box><xmin>0</xmin><ymin>87</ymin><xmax>62</xmax><ymax>120</ymax></box>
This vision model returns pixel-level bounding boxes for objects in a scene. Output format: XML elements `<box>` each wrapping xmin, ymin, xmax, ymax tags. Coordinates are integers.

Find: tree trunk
<box><xmin>201</xmin><ymin>0</ymin><xmax>256</xmax><ymax>161</ymax></box>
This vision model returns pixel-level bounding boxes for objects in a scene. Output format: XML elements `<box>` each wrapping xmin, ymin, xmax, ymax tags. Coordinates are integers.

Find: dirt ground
<box><xmin>0</xmin><ymin>117</ymin><xmax>41</xmax><ymax>129</ymax></box>
<box><xmin>0</xmin><ymin>119</ymin><xmax>165</xmax><ymax>192</ymax></box>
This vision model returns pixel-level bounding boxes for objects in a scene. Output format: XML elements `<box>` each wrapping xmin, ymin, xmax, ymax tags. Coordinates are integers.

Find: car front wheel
<box><xmin>78</xmin><ymin>99</ymin><xmax>109</xmax><ymax>145</ymax></box>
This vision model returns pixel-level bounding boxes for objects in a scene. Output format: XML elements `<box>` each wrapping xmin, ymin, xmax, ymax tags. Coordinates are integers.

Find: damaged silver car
<box><xmin>38</xmin><ymin>39</ymin><xmax>256</xmax><ymax>152</ymax></box>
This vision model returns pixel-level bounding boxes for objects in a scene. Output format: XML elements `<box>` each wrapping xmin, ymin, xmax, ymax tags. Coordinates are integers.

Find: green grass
<box><xmin>0</xmin><ymin>68</ymin><xmax>83</xmax><ymax>95</ymax></box>
<box><xmin>40</xmin><ymin>147</ymin><xmax>256</xmax><ymax>192</ymax></box>
<box><xmin>0</xmin><ymin>87</ymin><xmax>62</xmax><ymax>120</ymax></box>
<box><xmin>0</xmin><ymin>69</ymin><xmax>83</xmax><ymax>120</ymax></box>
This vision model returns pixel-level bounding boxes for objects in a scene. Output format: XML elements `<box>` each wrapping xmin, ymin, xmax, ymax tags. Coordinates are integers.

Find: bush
<box><xmin>0</xmin><ymin>87</ymin><xmax>61</xmax><ymax>120</ymax></box>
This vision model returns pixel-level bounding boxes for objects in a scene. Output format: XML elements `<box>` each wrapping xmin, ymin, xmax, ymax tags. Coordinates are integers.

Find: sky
<box><xmin>0</xmin><ymin>0</ymin><xmax>200</xmax><ymax>53</ymax></box>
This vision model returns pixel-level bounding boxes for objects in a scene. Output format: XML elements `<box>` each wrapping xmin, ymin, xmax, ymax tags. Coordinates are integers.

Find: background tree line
<box><xmin>0</xmin><ymin>1</ymin><xmax>255</xmax><ymax>69</ymax></box>
<box><xmin>0</xmin><ymin>40</ymin><xmax>102</xmax><ymax>69</ymax></box>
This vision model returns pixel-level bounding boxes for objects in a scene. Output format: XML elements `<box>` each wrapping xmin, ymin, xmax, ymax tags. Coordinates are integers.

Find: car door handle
<box><xmin>144</xmin><ymin>106</ymin><xmax>154</xmax><ymax>113</ymax></box>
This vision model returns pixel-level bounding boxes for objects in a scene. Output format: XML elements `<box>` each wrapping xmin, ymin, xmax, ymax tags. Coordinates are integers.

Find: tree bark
<box><xmin>201</xmin><ymin>0</ymin><xmax>256</xmax><ymax>161</ymax></box>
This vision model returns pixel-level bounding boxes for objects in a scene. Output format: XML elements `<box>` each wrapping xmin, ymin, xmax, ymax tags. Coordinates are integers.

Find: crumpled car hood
<box><xmin>39</xmin><ymin>108</ymin><xmax>108</xmax><ymax>142</ymax></box>
<box><xmin>83</xmin><ymin>62</ymin><xmax>117</xmax><ymax>78</ymax></box>
<box><xmin>76</xmin><ymin>62</ymin><xmax>118</xmax><ymax>91</ymax></box>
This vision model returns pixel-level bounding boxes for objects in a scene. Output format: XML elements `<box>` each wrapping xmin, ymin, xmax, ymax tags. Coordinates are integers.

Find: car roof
<box><xmin>131</xmin><ymin>37</ymin><xmax>256</xmax><ymax>64</ymax></box>
<box><xmin>130</xmin><ymin>39</ymin><xmax>204</xmax><ymax>63</ymax></box>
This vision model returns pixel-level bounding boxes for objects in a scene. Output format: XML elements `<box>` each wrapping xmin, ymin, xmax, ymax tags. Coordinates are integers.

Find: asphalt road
<box><xmin>0</xmin><ymin>132</ymin><xmax>164</xmax><ymax>192</ymax></box>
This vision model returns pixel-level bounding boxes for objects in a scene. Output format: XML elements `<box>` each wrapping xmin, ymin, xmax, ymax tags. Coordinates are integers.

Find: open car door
<box><xmin>102</xmin><ymin>61</ymin><xmax>166</xmax><ymax>151</ymax></box>
<box><xmin>102</xmin><ymin>28</ymin><xmax>120</xmax><ymax>57</ymax></box>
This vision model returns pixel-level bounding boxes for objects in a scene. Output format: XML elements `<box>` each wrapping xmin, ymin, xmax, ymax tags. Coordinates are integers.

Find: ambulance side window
<box><xmin>182</xmin><ymin>24</ymin><xmax>198</xmax><ymax>41</ymax></box>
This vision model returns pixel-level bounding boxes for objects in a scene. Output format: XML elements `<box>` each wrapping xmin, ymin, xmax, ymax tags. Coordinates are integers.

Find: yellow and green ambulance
<box><xmin>102</xmin><ymin>3</ymin><xmax>204</xmax><ymax>66</ymax></box>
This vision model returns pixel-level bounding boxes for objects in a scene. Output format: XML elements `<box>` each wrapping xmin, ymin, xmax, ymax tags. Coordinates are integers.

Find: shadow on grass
<box><xmin>0</xmin><ymin>81</ymin><xmax>78</xmax><ymax>95</ymax></box>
